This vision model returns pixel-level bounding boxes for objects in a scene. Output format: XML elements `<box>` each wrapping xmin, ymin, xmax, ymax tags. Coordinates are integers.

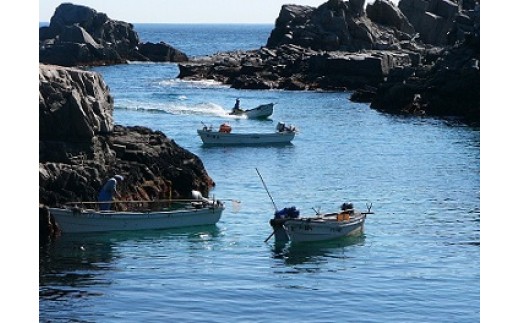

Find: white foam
<box><xmin>157</xmin><ymin>78</ymin><xmax>229</xmax><ymax>89</ymax></box>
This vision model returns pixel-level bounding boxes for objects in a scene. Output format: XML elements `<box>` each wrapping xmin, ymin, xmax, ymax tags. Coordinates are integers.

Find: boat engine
<box><xmin>274</xmin><ymin>206</ymin><xmax>300</xmax><ymax>219</ymax></box>
<box><xmin>341</xmin><ymin>202</ymin><xmax>354</xmax><ymax>212</ymax></box>
<box><xmin>276</xmin><ymin>122</ymin><xmax>296</xmax><ymax>133</ymax></box>
<box><xmin>276</xmin><ymin>122</ymin><xmax>286</xmax><ymax>132</ymax></box>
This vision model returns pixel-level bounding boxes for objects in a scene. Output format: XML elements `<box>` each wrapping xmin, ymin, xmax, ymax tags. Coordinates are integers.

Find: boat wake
<box><xmin>116</xmin><ymin>102</ymin><xmax>244</xmax><ymax>118</ymax></box>
<box><xmin>157</xmin><ymin>78</ymin><xmax>229</xmax><ymax>89</ymax></box>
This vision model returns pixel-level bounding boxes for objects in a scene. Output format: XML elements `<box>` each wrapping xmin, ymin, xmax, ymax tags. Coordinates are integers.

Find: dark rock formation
<box><xmin>366</xmin><ymin>0</ymin><xmax>480</xmax><ymax>124</ymax></box>
<box><xmin>179</xmin><ymin>44</ymin><xmax>417</xmax><ymax>91</ymax></box>
<box><xmin>399</xmin><ymin>0</ymin><xmax>478</xmax><ymax>45</ymax></box>
<box><xmin>370</xmin><ymin>32</ymin><xmax>479</xmax><ymax>124</ymax></box>
<box><xmin>40</xmin><ymin>64</ymin><xmax>215</xmax><ymax>235</ymax></box>
<box><xmin>39</xmin><ymin>3</ymin><xmax>188</xmax><ymax>66</ymax></box>
<box><xmin>179</xmin><ymin>0</ymin><xmax>424</xmax><ymax>91</ymax></box>
<box><xmin>138</xmin><ymin>42</ymin><xmax>189</xmax><ymax>62</ymax></box>
<box><xmin>178</xmin><ymin>0</ymin><xmax>478</xmax><ymax>124</ymax></box>
<box><xmin>366</xmin><ymin>0</ymin><xmax>415</xmax><ymax>35</ymax></box>
<box><xmin>266</xmin><ymin>0</ymin><xmax>415</xmax><ymax>51</ymax></box>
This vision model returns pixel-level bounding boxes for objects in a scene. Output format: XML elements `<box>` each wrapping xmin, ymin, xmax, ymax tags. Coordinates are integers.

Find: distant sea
<box><xmin>40</xmin><ymin>24</ymin><xmax>480</xmax><ymax>322</ymax></box>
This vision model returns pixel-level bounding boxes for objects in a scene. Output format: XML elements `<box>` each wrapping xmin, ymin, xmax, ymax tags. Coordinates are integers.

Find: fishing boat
<box><xmin>197</xmin><ymin>122</ymin><xmax>297</xmax><ymax>146</ymax></box>
<box><xmin>49</xmin><ymin>191</ymin><xmax>225</xmax><ymax>233</ymax></box>
<box><xmin>267</xmin><ymin>203</ymin><xmax>373</xmax><ymax>243</ymax></box>
<box><xmin>255</xmin><ymin>168</ymin><xmax>373</xmax><ymax>243</ymax></box>
<box><xmin>229</xmin><ymin>103</ymin><xmax>274</xmax><ymax>119</ymax></box>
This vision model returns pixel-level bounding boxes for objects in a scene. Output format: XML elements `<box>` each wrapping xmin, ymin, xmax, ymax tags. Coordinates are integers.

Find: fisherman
<box><xmin>232</xmin><ymin>98</ymin><xmax>242</xmax><ymax>114</ymax></box>
<box><xmin>98</xmin><ymin>175</ymin><xmax>124</xmax><ymax>211</ymax></box>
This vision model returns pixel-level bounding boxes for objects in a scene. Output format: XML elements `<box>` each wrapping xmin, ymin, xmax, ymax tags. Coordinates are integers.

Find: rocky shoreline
<box><xmin>39</xmin><ymin>3</ymin><xmax>188</xmax><ymax>66</ymax></box>
<box><xmin>39</xmin><ymin>64</ymin><xmax>215</xmax><ymax>240</ymax></box>
<box><xmin>39</xmin><ymin>1</ymin><xmax>480</xmax><ymax>123</ymax></box>
<box><xmin>39</xmin><ymin>0</ymin><xmax>479</xmax><ymax>239</ymax></box>
<box><xmin>178</xmin><ymin>0</ymin><xmax>479</xmax><ymax>124</ymax></box>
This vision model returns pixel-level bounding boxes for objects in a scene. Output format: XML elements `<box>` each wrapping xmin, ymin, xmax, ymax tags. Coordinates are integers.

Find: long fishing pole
<box><xmin>255</xmin><ymin>168</ymin><xmax>277</xmax><ymax>211</ymax></box>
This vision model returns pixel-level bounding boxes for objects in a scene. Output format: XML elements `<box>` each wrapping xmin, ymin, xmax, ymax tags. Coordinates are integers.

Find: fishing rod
<box><xmin>255</xmin><ymin>168</ymin><xmax>280</xmax><ymax>243</ymax></box>
<box><xmin>255</xmin><ymin>167</ymin><xmax>277</xmax><ymax>211</ymax></box>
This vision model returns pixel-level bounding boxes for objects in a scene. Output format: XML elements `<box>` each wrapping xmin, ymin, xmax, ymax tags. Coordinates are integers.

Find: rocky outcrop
<box><xmin>39</xmin><ymin>64</ymin><xmax>215</xmax><ymax>236</ymax></box>
<box><xmin>370</xmin><ymin>32</ymin><xmax>479</xmax><ymax>123</ymax></box>
<box><xmin>138</xmin><ymin>42</ymin><xmax>189</xmax><ymax>62</ymax></box>
<box><xmin>179</xmin><ymin>0</ymin><xmax>424</xmax><ymax>90</ymax></box>
<box><xmin>366</xmin><ymin>0</ymin><xmax>480</xmax><ymax>124</ymax></box>
<box><xmin>39</xmin><ymin>64</ymin><xmax>114</xmax><ymax>140</ymax></box>
<box><xmin>39</xmin><ymin>3</ymin><xmax>188</xmax><ymax>66</ymax></box>
<box><xmin>398</xmin><ymin>0</ymin><xmax>477</xmax><ymax>45</ymax></box>
<box><xmin>266</xmin><ymin>0</ymin><xmax>415</xmax><ymax>51</ymax></box>
<box><xmin>366</xmin><ymin>0</ymin><xmax>415</xmax><ymax>35</ymax></box>
<box><xmin>178</xmin><ymin>0</ymin><xmax>478</xmax><ymax>124</ymax></box>
<box><xmin>179</xmin><ymin>44</ymin><xmax>416</xmax><ymax>90</ymax></box>
<box><xmin>179</xmin><ymin>0</ymin><xmax>424</xmax><ymax>91</ymax></box>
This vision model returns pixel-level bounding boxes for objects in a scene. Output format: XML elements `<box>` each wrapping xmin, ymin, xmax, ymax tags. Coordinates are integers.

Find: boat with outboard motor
<box><xmin>49</xmin><ymin>191</ymin><xmax>225</xmax><ymax>233</ymax></box>
<box><xmin>267</xmin><ymin>203</ymin><xmax>373</xmax><ymax>243</ymax></box>
<box><xmin>197</xmin><ymin>122</ymin><xmax>297</xmax><ymax>146</ymax></box>
<box><xmin>255</xmin><ymin>167</ymin><xmax>373</xmax><ymax>243</ymax></box>
<box><xmin>229</xmin><ymin>103</ymin><xmax>274</xmax><ymax>119</ymax></box>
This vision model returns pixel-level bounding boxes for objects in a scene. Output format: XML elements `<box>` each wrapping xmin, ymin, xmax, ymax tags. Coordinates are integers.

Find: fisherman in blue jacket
<box><xmin>98</xmin><ymin>175</ymin><xmax>124</xmax><ymax>211</ymax></box>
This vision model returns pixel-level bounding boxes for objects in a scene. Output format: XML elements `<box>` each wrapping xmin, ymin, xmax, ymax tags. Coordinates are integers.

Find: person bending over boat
<box><xmin>98</xmin><ymin>175</ymin><xmax>124</xmax><ymax>211</ymax></box>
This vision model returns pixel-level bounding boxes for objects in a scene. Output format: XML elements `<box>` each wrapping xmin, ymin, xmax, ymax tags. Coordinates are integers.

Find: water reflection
<box><xmin>271</xmin><ymin>235</ymin><xmax>366</xmax><ymax>267</ymax></box>
<box><xmin>39</xmin><ymin>225</ymin><xmax>221</xmax><ymax>301</ymax></box>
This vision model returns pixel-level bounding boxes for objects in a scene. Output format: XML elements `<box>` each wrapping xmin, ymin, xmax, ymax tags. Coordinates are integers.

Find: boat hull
<box><xmin>49</xmin><ymin>205</ymin><xmax>224</xmax><ymax>233</ymax></box>
<box><xmin>230</xmin><ymin>103</ymin><xmax>274</xmax><ymax>118</ymax></box>
<box><xmin>197</xmin><ymin>129</ymin><xmax>295</xmax><ymax>145</ymax></box>
<box><xmin>281</xmin><ymin>214</ymin><xmax>366</xmax><ymax>242</ymax></box>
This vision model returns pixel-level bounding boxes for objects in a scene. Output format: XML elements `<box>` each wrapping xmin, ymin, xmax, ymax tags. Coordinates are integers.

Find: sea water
<box><xmin>39</xmin><ymin>24</ymin><xmax>480</xmax><ymax>322</ymax></box>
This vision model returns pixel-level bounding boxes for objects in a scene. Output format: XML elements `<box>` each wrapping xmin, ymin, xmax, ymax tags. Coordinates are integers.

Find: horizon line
<box><xmin>39</xmin><ymin>21</ymin><xmax>276</xmax><ymax>25</ymax></box>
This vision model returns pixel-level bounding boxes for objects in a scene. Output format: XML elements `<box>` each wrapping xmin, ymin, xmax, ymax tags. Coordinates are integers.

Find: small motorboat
<box><xmin>197</xmin><ymin>122</ymin><xmax>297</xmax><ymax>146</ymax></box>
<box><xmin>267</xmin><ymin>203</ymin><xmax>373</xmax><ymax>243</ymax></box>
<box><xmin>229</xmin><ymin>103</ymin><xmax>274</xmax><ymax>119</ymax></box>
<box><xmin>256</xmin><ymin>168</ymin><xmax>373</xmax><ymax>243</ymax></box>
<box><xmin>49</xmin><ymin>191</ymin><xmax>225</xmax><ymax>233</ymax></box>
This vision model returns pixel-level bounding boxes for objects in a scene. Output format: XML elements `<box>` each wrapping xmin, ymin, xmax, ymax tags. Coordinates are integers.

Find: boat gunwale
<box><xmin>284</xmin><ymin>214</ymin><xmax>366</xmax><ymax>226</ymax></box>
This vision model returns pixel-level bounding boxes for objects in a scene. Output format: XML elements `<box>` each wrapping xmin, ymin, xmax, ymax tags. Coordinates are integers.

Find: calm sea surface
<box><xmin>39</xmin><ymin>24</ymin><xmax>480</xmax><ymax>322</ymax></box>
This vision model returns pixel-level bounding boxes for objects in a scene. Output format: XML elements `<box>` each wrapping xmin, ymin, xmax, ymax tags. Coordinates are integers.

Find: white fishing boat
<box><xmin>49</xmin><ymin>191</ymin><xmax>225</xmax><ymax>233</ymax></box>
<box><xmin>256</xmin><ymin>168</ymin><xmax>373</xmax><ymax>243</ymax></box>
<box><xmin>229</xmin><ymin>103</ymin><xmax>274</xmax><ymax>119</ymax></box>
<box><xmin>267</xmin><ymin>203</ymin><xmax>373</xmax><ymax>243</ymax></box>
<box><xmin>197</xmin><ymin>122</ymin><xmax>297</xmax><ymax>146</ymax></box>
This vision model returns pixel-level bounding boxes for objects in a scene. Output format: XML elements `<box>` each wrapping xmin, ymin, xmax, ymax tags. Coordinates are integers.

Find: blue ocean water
<box><xmin>39</xmin><ymin>24</ymin><xmax>480</xmax><ymax>322</ymax></box>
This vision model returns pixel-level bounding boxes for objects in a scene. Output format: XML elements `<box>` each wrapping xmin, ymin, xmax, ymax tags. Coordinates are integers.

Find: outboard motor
<box><xmin>276</xmin><ymin>122</ymin><xmax>286</xmax><ymax>132</ymax></box>
<box><xmin>341</xmin><ymin>202</ymin><xmax>354</xmax><ymax>212</ymax></box>
<box><xmin>286</xmin><ymin>206</ymin><xmax>300</xmax><ymax>218</ymax></box>
<box><xmin>274</xmin><ymin>206</ymin><xmax>300</xmax><ymax>219</ymax></box>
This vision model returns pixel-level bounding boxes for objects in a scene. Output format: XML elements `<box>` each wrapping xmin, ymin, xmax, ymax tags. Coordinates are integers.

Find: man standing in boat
<box><xmin>232</xmin><ymin>98</ymin><xmax>243</xmax><ymax>114</ymax></box>
<box><xmin>98</xmin><ymin>175</ymin><xmax>124</xmax><ymax>211</ymax></box>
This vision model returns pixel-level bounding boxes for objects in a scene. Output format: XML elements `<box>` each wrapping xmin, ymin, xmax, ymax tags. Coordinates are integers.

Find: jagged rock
<box><xmin>39</xmin><ymin>64</ymin><xmax>114</xmax><ymax>141</ymax></box>
<box><xmin>39</xmin><ymin>3</ymin><xmax>188</xmax><ymax>66</ymax></box>
<box><xmin>350</xmin><ymin>86</ymin><xmax>378</xmax><ymax>103</ymax></box>
<box><xmin>399</xmin><ymin>0</ymin><xmax>459</xmax><ymax>45</ymax></box>
<box><xmin>366</xmin><ymin>0</ymin><xmax>415</xmax><ymax>35</ymax></box>
<box><xmin>138</xmin><ymin>42</ymin><xmax>189</xmax><ymax>62</ymax></box>
<box><xmin>39</xmin><ymin>64</ymin><xmax>215</xmax><ymax>230</ymax></box>
<box><xmin>267</xmin><ymin>0</ymin><xmax>413</xmax><ymax>51</ymax></box>
<box><xmin>177</xmin><ymin>0</ymin><xmax>478</xmax><ymax>124</ymax></box>
<box><xmin>370</xmin><ymin>34</ymin><xmax>479</xmax><ymax>124</ymax></box>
